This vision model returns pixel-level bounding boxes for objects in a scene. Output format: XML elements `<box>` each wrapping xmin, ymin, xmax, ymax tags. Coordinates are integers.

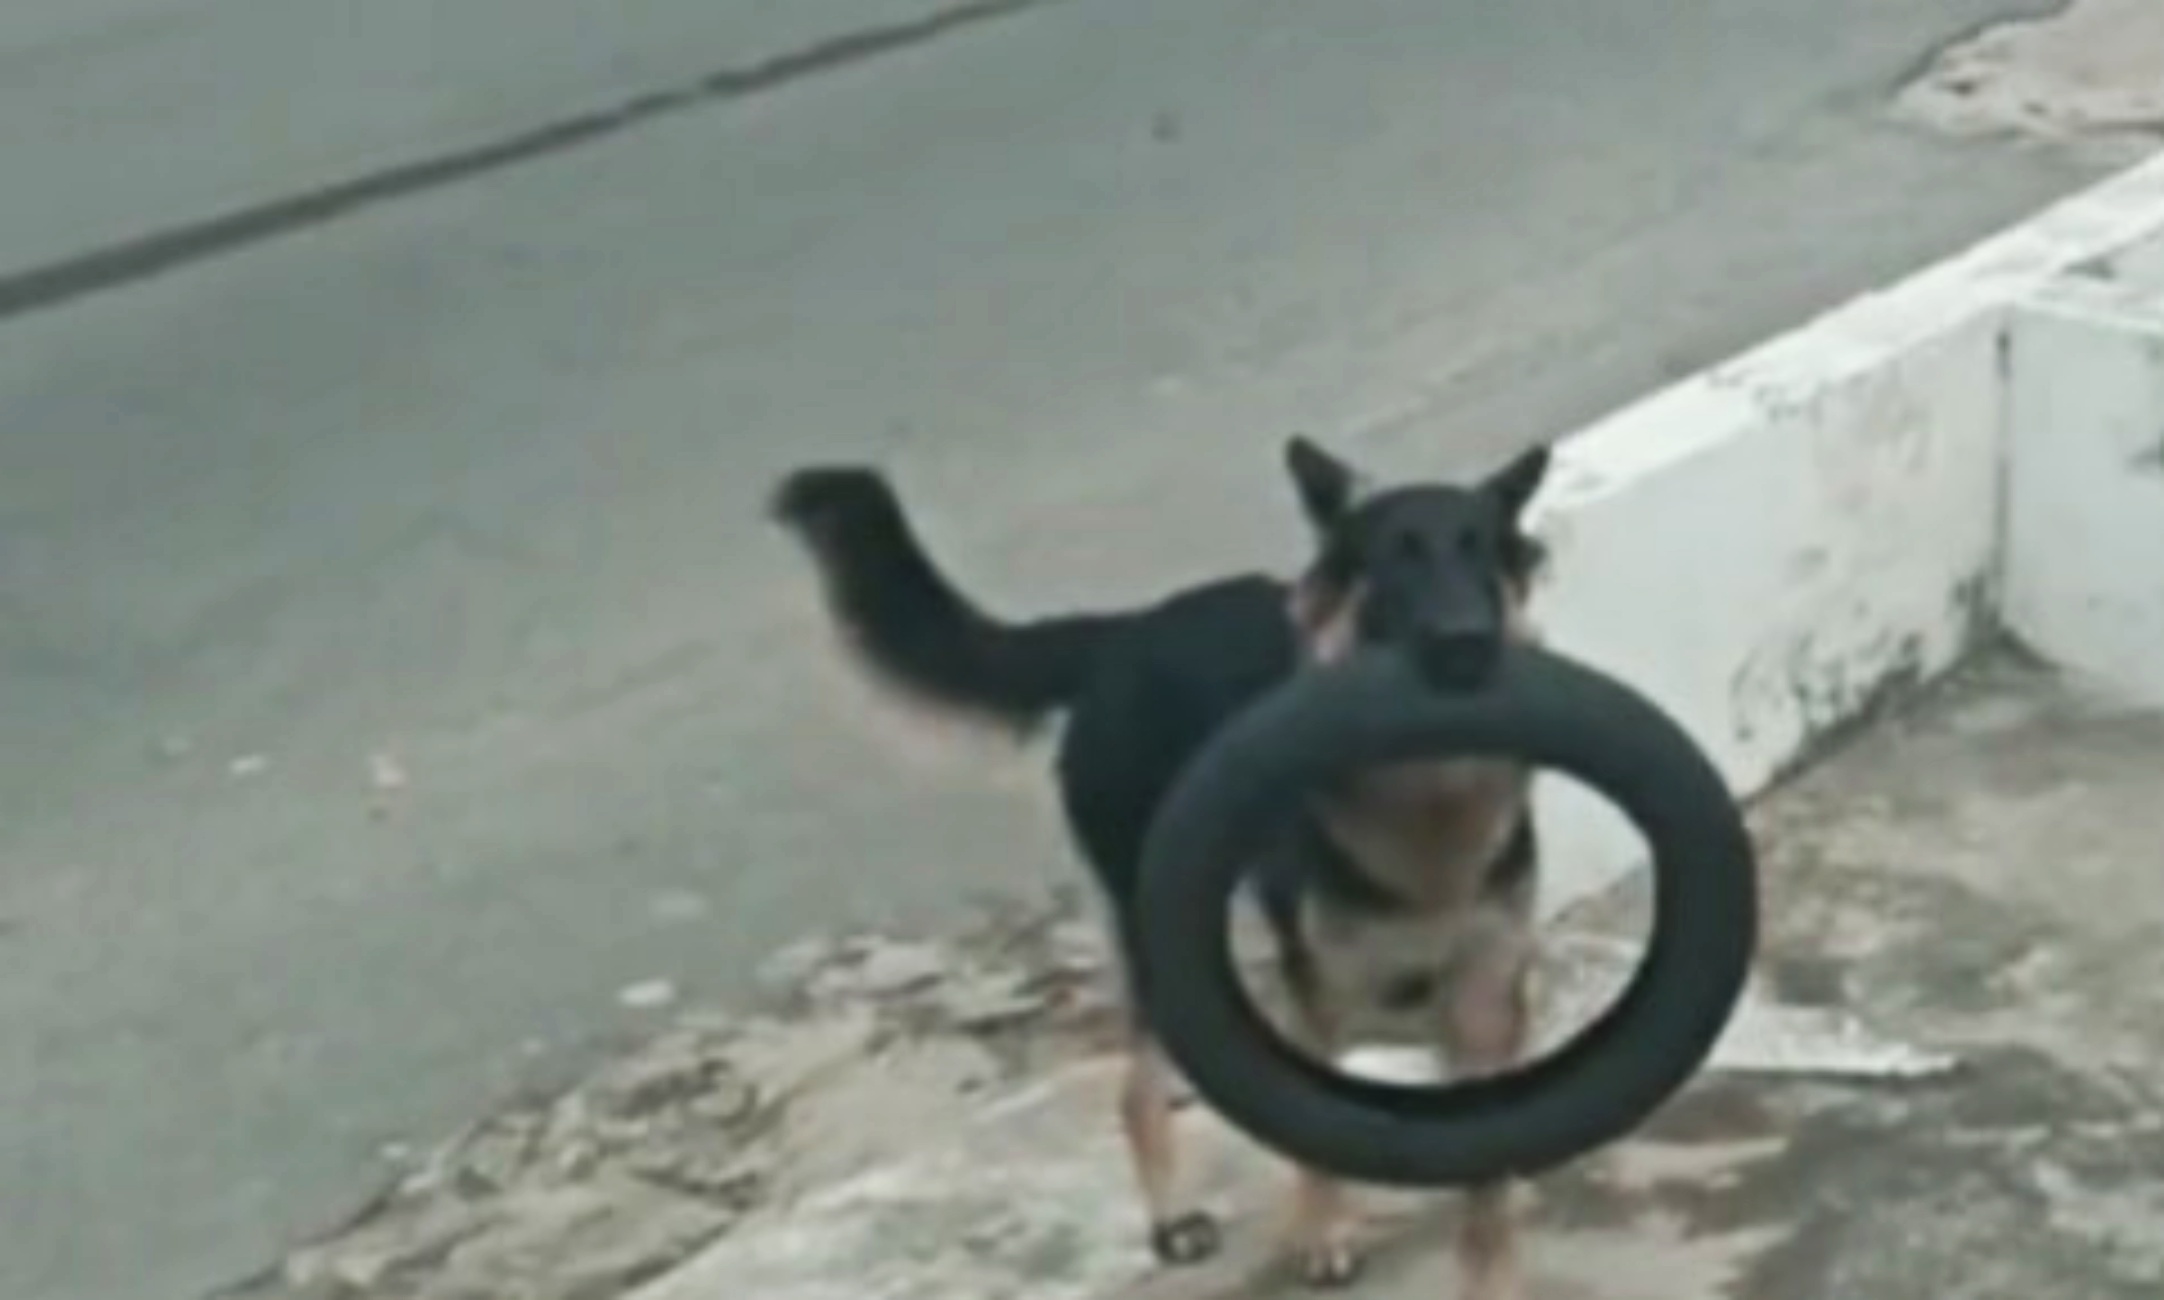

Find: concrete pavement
<box><xmin>0</xmin><ymin>1</ymin><xmax>2111</xmax><ymax>1297</ymax></box>
<box><xmin>617</xmin><ymin>655</ymin><xmax>2164</xmax><ymax>1300</ymax></box>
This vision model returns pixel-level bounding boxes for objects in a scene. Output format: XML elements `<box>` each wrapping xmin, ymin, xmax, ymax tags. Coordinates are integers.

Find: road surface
<box><xmin>0</xmin><ymin>1</ymin><xmax>2097</xmax><ymax>1298</ymax></box>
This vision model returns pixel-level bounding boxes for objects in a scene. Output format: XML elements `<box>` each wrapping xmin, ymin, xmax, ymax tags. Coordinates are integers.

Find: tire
<box><xmin>1129</xmin><ymin>643</ymin><xmax>1759</xmax><ymax>1188</ymax></box>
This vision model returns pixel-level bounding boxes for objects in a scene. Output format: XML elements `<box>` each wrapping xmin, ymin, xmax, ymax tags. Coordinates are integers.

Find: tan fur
<box><xmin>1119</xmin><ymin>1034</ymin><xmax>1182</xmax><ymax>1222</ymax></box>
<box><xmin>1280</xmin><ymin>994</ymin><xmax>1362</xmax><ymax>1284</ymax></box>
<box><xmin>1115</xmin><ymin>1020</ymin><xmax>1224</xmax><ymax>1267</ymax></box>
<box><xmin>1313</xmin><ymin>762</ymin><xmax>1526</xmax><ymax>909</ymax></box>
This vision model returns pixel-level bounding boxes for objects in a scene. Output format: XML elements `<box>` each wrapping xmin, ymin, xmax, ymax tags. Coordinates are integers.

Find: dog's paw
<box><xmin>1294</xmin><ymin>1236</ymin><xmax>1366</xmax><ymax>1289</ymax></box>
<box><xmin>1149</xmin><ymin>1211</ymin><xmax>1223</xmax><ymax>1265</ymax></box>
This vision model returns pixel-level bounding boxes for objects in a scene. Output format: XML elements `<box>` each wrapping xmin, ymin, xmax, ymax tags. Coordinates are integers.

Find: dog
<box><xmin>768</xmin><ymin>435</ymin><xmax>1552</xmax><ymax>1297</ymax></box>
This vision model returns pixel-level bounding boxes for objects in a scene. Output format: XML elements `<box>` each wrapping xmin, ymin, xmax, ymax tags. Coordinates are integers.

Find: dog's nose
<box><xmin>1410</xmin><ymin>622</ymin><xmax>1501</xmax><ymax>691</ymax></box>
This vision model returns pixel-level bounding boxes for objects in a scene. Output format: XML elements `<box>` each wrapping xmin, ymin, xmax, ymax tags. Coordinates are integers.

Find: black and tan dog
<box><xmin>769</xmin><ymin>436</ymin><xmax>1551</xmax><ymax>1298</ymax></box>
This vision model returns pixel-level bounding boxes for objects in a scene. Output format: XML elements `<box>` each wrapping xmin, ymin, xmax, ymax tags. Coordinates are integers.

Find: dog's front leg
<box><xmin>1281</xmin><ymin>990</ymin><xmax>1367</xmax><ymax>1288</ymax></box>
<box><xmin>1118</xmin><ymin>1024</ymin><xmax>1222</xmax><ymax>1266</ymax></box>
<box><xmin>1441</xmin><ymin>927</ymin><xmax>1536</xmax><ymax>1300</ymax></box>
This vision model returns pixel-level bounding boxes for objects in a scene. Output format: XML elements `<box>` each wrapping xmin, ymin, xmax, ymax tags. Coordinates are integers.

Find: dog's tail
<box><xmin>769</xmin><ymin>465</ymin><xmax>1126</xmax><ymax>733</ymax></box>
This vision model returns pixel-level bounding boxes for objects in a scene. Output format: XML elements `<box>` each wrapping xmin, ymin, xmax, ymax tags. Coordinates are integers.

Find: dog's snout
<box><xmin>1410</xmin><ymin>620</ymin><xmax>1500</xmax><ymax>691</ymax></box>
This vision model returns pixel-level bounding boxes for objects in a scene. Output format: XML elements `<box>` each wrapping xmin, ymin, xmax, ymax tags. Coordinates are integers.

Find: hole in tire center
<box><xmin>1219</xmin><ymin>767</ymin><xmax>1656</xmax><ymax>1086</ymax></box>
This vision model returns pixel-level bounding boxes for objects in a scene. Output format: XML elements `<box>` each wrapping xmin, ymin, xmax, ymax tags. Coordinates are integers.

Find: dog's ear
<box><xmin>1284</xmin><ymin>435</ymin><xmax>1361</xmax><ymax>531</ymax></box>
<box><xmin>1484</xmin><ymin>444</ymin><xmax>1551</xmax><ymax>522</ymax></box>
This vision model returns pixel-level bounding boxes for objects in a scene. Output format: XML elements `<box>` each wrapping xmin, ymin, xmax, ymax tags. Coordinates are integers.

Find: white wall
<box><xmin>2003</xmin><ymin>272</ymin><xmax>2164</xmax><ymax>707</ymax></box>
<box><xmin>1520</xmin><ymin>310</ymin><xmax>2006</xmax><ymax>913</ymax></box>
<box><xmin>1511</xmin><ymin>148</ymin><xmax>2164</xmax><ymax>915</ymax></box>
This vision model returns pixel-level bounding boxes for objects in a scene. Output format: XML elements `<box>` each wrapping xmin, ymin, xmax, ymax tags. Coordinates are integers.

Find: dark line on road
<box><xmin>0</xmin><ymin>0</ymin><xmax>1049</xmax><ymax>324</ymax></box>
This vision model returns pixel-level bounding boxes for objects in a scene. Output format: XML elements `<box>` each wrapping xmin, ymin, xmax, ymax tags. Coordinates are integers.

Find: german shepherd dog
<box><xmin>769</xmin><ymin>436</ymin><xmax>1551</xmax><ymax>1298</ymax></box>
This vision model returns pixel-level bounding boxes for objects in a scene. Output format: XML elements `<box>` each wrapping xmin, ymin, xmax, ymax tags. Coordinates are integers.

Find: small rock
<box><xmin>589</xmin><ymin>1034</ymin><xmax>746</xmax><ymax>1120</ymax></box>
<box><xmin>688</xmin><ymin>1078</ymin><xmax>760</xmax><ymax>1127</ymax></box>
<box><xmin>624</xmin><ymin>1129</ymin><xmax>771</xmax><ymax>1202</ymax></box>
<box><xmin>287</xmin><ymin>1197</ymin><xmax>488</xmax><ymax>1293</ymax></box>
<box><xmin>551</xmin><ymin>1135</ymin><xmax>603</xmax><ymax>1181</ymax></box>
<box><xmin>540</xmin><ymin>1090</ymin><xmax>596</xmax><ymax>1149</ymax></box>
<box><xmin>617</xmin><ymin>980</ymin><xmax>679</xmax><ymax>1011</ymax></box>
<box><xmin>1044</xmin><ymin>919</ymin><xmax>1106</xmax><ymax>975</ymax></box>
<box><xmin>756</xmin><ymin>936</ymin><xmax>840</xmax><ymax>994</ymax></box>
<box><xmin>845</xmin><ymin>938</ymin><xmax>946</xmax><ymax>996</ymax></box>
<box><xmin>932</xmin><ymin>970</ymin><xmax>1043</xmax><ymax>1030</ymax></box>
<box><xmin>453</xmin><ymin>1113</ymin><xmax>544</xmax><ymax>1193</ymax></box>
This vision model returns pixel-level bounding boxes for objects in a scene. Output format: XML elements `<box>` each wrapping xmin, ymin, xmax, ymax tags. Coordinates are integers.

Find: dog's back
<box><xmin>1053</xmin><ymin>576</ymin><xmax>1298</xmax><ymax>910</ymax></box>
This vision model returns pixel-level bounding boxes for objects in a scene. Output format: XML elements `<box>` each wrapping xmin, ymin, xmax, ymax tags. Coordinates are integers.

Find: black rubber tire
<box><xmin>1130</xmin><ymin>643</ymin><xmax>1758</xmax><ymax>1189</ymax></box>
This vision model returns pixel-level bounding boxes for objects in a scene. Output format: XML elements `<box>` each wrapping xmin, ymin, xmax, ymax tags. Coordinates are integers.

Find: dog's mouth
<box><xmin>1402</xmin><ymin>619</ymin><xmax>1505</xmax><ymax>689</ymax></box>
<box><xmin>1292</xmin><ymin>574</ymin><xmax>1521</xmax><ymax>689</ymax></box>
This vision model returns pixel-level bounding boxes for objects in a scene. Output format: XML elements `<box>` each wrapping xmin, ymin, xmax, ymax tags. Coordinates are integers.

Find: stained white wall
<box><xmin>1521</xmin><ymin>310</ymin><xmax>2006</xmax><ymax>914</ymax></box>
<box><xmin>1514</xmin><ymin>150</ymin><xmax>2164</xmax><ymax>916</ymax></box>
<box><xmin>2003</xmin><ymin>271</ymin><xmax>2164</xmax><ymax>708</ymax></box>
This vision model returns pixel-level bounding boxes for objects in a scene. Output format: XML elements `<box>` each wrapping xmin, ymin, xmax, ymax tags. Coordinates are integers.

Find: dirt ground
<box><xmin>212</xmin><ymin>898</ymin><xmax>1129</xmax><ymax>1300</ymax></box>
<box><xmin>223</xmin><ymin>648</ymin><xmax>2164</xmax><ymax>1300</ymax></box>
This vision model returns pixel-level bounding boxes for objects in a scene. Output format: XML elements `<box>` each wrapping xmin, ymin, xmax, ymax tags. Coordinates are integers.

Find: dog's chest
<box><xmin>1314</xmin><ymin>759</ymin><xmax>1525</xmax><ymax>909</ymax></box>
<box><xmin>1294</xmin><ymin>899</ymin><xmax>1520</xmax><ymax>1041</ymax></box>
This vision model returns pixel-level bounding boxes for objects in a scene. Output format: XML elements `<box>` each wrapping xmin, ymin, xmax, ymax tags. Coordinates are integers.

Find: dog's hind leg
<box><xmin>1117</xmin><ymin>1015</ymin><xmax>1223</xmax><ymax>1266</ymax></box>
<box><xmin>1440</xmin><ymin>918</ymin><xmax>1537</xmax><ymax>1300</ymax></box>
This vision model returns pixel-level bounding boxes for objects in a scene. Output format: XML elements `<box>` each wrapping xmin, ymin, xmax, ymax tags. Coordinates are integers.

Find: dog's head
<box><xmin>1282</xmin><ymin>435</ymin><xmax>1550</xmax><ymax>688</ymax></box>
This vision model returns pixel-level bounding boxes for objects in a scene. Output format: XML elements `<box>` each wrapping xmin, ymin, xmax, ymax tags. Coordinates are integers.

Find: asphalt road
<box><xmin>0</xmin><ymin>1</ymin><xmax>2095</xmax><ymax>1297</ymax></box>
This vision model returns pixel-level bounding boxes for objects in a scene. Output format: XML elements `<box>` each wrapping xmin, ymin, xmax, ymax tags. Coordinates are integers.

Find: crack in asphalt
<box><xmin>0</xmin><ymin>0</ymin><xmax>1054</xmax><ymax>325</ymax></box>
